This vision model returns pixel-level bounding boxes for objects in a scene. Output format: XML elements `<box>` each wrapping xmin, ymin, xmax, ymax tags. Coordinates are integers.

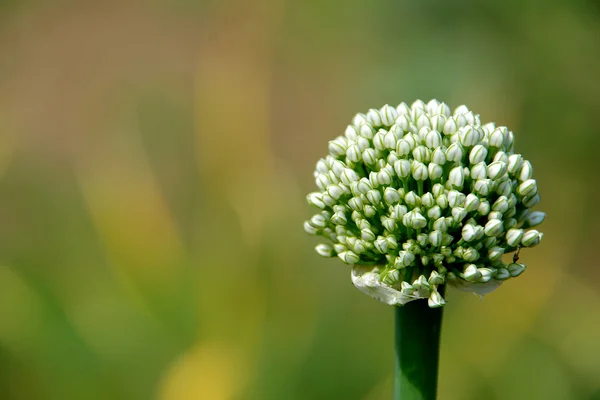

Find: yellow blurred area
<box><xmin>0</xmin><ymin>0</ymin><xmax>599</xmax><ymax>399</ymax></box>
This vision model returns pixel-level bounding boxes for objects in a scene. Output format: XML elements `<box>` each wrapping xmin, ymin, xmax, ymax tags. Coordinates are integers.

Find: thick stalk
<box><xmin>393</xmin><ymin>287</ymin><xmax>444</xmax><ymax>400</ymax></box>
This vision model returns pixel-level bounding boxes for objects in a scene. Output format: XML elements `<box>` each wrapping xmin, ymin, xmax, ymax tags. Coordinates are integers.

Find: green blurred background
<box><xmin>0</xmin><ymin>0</ymin><xmax>599</xmax><ymax>399</ymax></box>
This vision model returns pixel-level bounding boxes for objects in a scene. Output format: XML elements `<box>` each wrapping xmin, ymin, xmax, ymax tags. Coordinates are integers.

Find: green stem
<box><xmin>393</xmin><ymin>286</ymin><xmax>444</xmax><ymax>400</ymax></box>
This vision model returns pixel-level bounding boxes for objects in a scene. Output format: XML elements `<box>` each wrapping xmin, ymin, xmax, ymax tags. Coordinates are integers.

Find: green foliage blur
<box><xmin>0</xmin><ymin>0</ymin><xmax>599</xmax><ymax>399</ymax></box>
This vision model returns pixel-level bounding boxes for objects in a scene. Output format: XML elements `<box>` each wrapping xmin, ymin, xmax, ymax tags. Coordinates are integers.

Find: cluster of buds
<box><xmin>304</xmin><ymin>100</ymin><xmax>544</xmax><ymax>307</ymax></box>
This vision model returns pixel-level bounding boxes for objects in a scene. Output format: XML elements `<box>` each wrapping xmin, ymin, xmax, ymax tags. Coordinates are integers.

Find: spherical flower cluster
<box><xmin>304</xmin><ymin>100</ymin><xmax>544</xmax><ymax>308</ymax></box>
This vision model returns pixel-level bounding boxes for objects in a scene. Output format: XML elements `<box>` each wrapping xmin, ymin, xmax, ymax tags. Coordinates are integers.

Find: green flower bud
<box><xmin>495</xmin><ymin>268</ymin><xmax>510</xmax><ymax>280</ymax></box>
<box><xmin>521</xmin><ymin>230</ymin><xmax>543</xmax><ymax>247</ymax></box>
<box><xmin>523</xmin><ymin>211</ymin><xmax>546</xmax><ymax>228</ymax></box>
<box><xmin>315</xmin><ymin>243</ymin><xmax>334</xmax><ymax>257</ymax></box>
<box><xmin>469</xmin><ymin>144</ymin><xmax>488</xmax><ymax>164</ymax></box>
<box><xmin>508</xmin><ymin>262</ymin><xmax>526</xmax><ymax>277</ymax></box>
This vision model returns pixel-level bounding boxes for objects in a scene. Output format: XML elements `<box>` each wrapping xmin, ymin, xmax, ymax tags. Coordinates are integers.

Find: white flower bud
<box><xmin>419</xmin><ymin>193</ymin><xmax>433</xmax><ymax>209</ymax></box>
<box><xmin>470</xmin><ymin>161</ymin><xmax>487</xmax><ymax>180</ymax></box>
<box><xmin>366</xmin><ymin>189</ymin><xmax>382</xmax><ymax>205</ymax></box>
<box><xmin>436</xmin><ymin>193</ymin><xmax>449</xmax><ymax>209</ymax></box>
<box><xmin>448</xmin><ymin>190</ymin><xmax>466</xmax><ymax>208</ymax></box>
<box><xmin>331</xmin><ymin>211</ymin><xmax>347</xmax><ymax>225</ymax></box>
<box><xmin>338</xmin><ymin>251</ymin><xmax>360</xmax><ymax>264</ymax></box>
<box><xmin>426</xmin><ymin>163</ymin><xmax>442</xmax><ymax>180</ymax></box>
<box><xmin>432</xmin><ymin>148</ymin><xmax>447</xmax><ymax>165</ymax></box>
<box><xmin>345</xmin><ymin>125</ymin><xmax>359</xmax><ymax>140</ymax></box>
<box><xmin>377</xmin><ymin>168</ymin><xmax>392</xmax><ymax>185</ymax></box>
<box><xmin>464</xmin><ymin>194</ymin><xmax>480</xmax><ymax>212</ymax></box>
<box><xmin>452</xmin><ymin>207</ymin><xmax>467</xmax><ymax>223</ymax></box>
<box><xmin>352</xmin><ymin>113</ymin><xmax>368</xmax><ymax>126</ymax></box>
<box><xmin>469</xmin><ymin>145</ymin><xmax>488</xmax><ymax>164</ymax></box>
<box><xmin>442</xmin><ymin>117</ymin><xmax>458</xmax><ymax>135</ymax></box>
<box><xmin>428</xmin><ymin>290</ymin><xmax>446</xmax><ymax>308</ymax></box>
<box><xmin>487</xmin><ymin>161</ymin><xmax>507</xmax><ymax>180</ymax></box>
<box><xmin>321</xmin><ymin>193</ymin><xmax>336</xmax><ymax>207</ymax></box>
<box><xmin>489</xmin><ymin>128</ymin><xmax>505</xmax><ymax>148</ymax></box>
<box><xmin>310</xmin><ymin>213</ymin><xmax>328</xmax><ymax>228</ymax></box>
<box><xmin>395</xmin><ymin>138</ymin><xmax>412</xmax><ymax>156</ymax></box>
<box><xmin>446</xmin><ymin>142</ymin><xmax>464</xmax><ymax>163</ymax></box>
<box><xmin>463</xmin><ymin>247</ymin><xmax>479</xmax><ymax>262</ymax></box>
<box><xmin>462</xmin><ymin>224</ymin><xmax>477</xmax><ymax>242</ymax></box>
<box><xmin>417</xmin><ymin>114</ymin><xmax>432</xmax><ymax>130</ymax></box>
<box><xmin>304</xmin><ymin>221</ymin><xmax>318</xmax><ymax>235</ymax></box>
<box><xmin>396</xmin><ymin>102</ymin><xmax>411</xmax><ymax>116</ymax></box>
<box><xmin>307</xmin><ymin>192</ymin><xmax>326</xmax><ymax>209</ymax></box>
<box><xmin>464</xmin><ymin>264</ymin><xmax>481</xmax><ymax>282</ymax></box>
<box><xmin>328</xmin><ymin>137</ymin><xmax>347</xmax><ymax>157</ymax></box>
<box><xmin>380</xmin><ymin>104</ymin><xmax>398</xmax><ymax>126</ymax></box>
<box><xmin>404</xmin><ymin>191</ymin><xmax>421</xmax><ymax>208</ymax></box>
<box><xmin>521</xmin><ymin>230</ymin><xmax>543</xmax><ymax>247</ymax></box>
<box><xmin>362</xmin><ymin>148</ymin><xmax>376</xmax><ymax>165</ymax></box>
<box><xmin>496</xmin><ymin>180</ymin><xmax>512</xmax><ymax>197</ymax></box>
<box><xmin>361</xmin><ymin>228</ymin><xmax>376</xmax><ymax>242</ymax></box>
<box><xmin>396</xmin><ymin>250</ymin><xmax>416</xmax><ymax>267</ymax></box>
<box><xmin>382</xmin><ymin>130</ymin><xmax>397</xmax><ymax>150</ymax></box>
<box><xmin>455</xmin><ymin>113</ymin><xmax>468</xmax><ymax>128</ymax></box>
<box><xmin>384</xmin><ymin>187</ymin><xmax>401</xmax><ymax>204</ymax></box>
<box><xmin>493</xmin><ymin>151</ymin><xmax>509</xmax><ymax>164</ymax></box>
<box><xmin>367</xmin><ymin>108</ymin><xmax>383</xmax><ymax>127</ymax></box>
<box><xmin>340</xmin><ymin>168</ymin><xmax>360</xmax><ymax>185</ymax></box>
<box><xmin>432</xmin><ymin>183</ymin><xmax>445</xmax><ymax>198</ymax></box>
<box><xmin>334</xmin><ymin>243</ymin><xmax>347</xmax><ymax>253</ymax></box>
<box><xmin>407</xmin><ymin>210</ymin><xmax>427</xmax><ymax>229</ymax></box>
<box><xmin>507</xmin><ymin>154</ymin><xmax>524</xmax><ymax>175</ymax></box>
<box><xmin>492</xmin><ymin>196</ymin><xmax>509</xmax><ymax>213</ymax></box>
<box><xmin>412</xmin><ymin>161</ymin><xmax>429</xmax><ymax>181</ymax></box>
<box><xmin>327</xmin><ymin>184</ymin><xmax>345</xmax><ymax>200</ymax></box>
<box><xmin>478</xmin><ymin>268</ymin><xmax>494</xmax><ymax>283</ymax></box>
<box><xmin>448</xmin><ymin>166</ymin><xmax>465</xmax><ymax>189</ymax></box>
<box><xmin>505</xmin><ymin>228</ymin><xmax>523</xmax><ymax>247</ymax></box>
<box><xmin>417</xmin><ymin>233</ymin><xmax>428</xmax><ymax>247</ymax></box>
<box><xmin>382</xmin><ymin>216</ymin><xmax>397</xmax><ymax>232</ymax></box>
<box><xmin>423</xmin><ymin>204</ymin><xmax>438</xmax><ymax>219</ymax></box>
<box><xmin>519</xmin><ymin>160</ymin><xmax>533</xmax><ymax>181</ymax></box>
<box><xmin>474</xmin><ymin>179</ymin><xmax>492</xmax><ymax>196</ymax></box>
<box><xmin>432</xmin><ymin>217</ymin><xmax>448</xmax><ymax>232</ymax></box>
<box><xmin>459</xmin><ymin>126</ymin><xmax>481</xmax><ymax>147</ymax></box>
<box><xmin>390</xmin><ymin>159</ymin><xmax>409</xmax><ymax>180</ymax></box>
<box><xmin>430</xmin><ymin>115</ymin><xmax>446</xmax><ymax>131</ymax></box>
<box><xmin>425</xmin><ymin>130</ymin><xmax>442</xmax><ymax>149</ymax></box>
<box><xmin>429</xmin><ymin>230</ymin><xmax>443</xmax><ymax>247</ymax></box>
<box><xmin>412</xmin><ymin>146</ymin><xmax>431</xmax><ymax>163</ymax></box>
<box><xmin>488</xmin><ymin>246</ymin><xmax>504</xmax><ymax>261</ymax></box>
<box><xmin>484</xmin><ymin>219</ymin><xmax>504</xmax><ymax>237</ymax></box>
<box><xmin>359</xmin><ymin>123</ymin><xmax>375</xmax><ymax>139</ymax></box>
<box><xmin>523</xmin><ymin>211</ymin><xmax>545</xmax><ymax>228</ymax></box>
<box><xmin>508</xmin><ymin>263</ymin><xmax>526</xmax><ymax>277</ymax></box>
<box><xmin>315</xmin><ymin>244</ymin><xmax>334</xmax><ymax>257</ymax></box>
<box><xmin>504</xmin><ymin>217</ymin><xmax>517</xmax><ymax>229</ymax></box>
<box><xmin>346</xmin><ymin>144</ymin><xmax>361</xmax><ymax>163</ymax></box>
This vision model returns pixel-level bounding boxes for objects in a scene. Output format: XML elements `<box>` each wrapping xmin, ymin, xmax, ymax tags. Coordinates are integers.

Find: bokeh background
<box><xmin>0</xmin><ymin>0</ymin><xmax>599</xmax><ymax>399</ymax></box>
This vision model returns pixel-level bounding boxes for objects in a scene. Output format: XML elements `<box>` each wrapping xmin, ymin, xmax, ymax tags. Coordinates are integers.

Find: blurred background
<box><xmin>0</xmin><ymin>0</ymin><xmax>599</xmax><ymax>399</ymax></box>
